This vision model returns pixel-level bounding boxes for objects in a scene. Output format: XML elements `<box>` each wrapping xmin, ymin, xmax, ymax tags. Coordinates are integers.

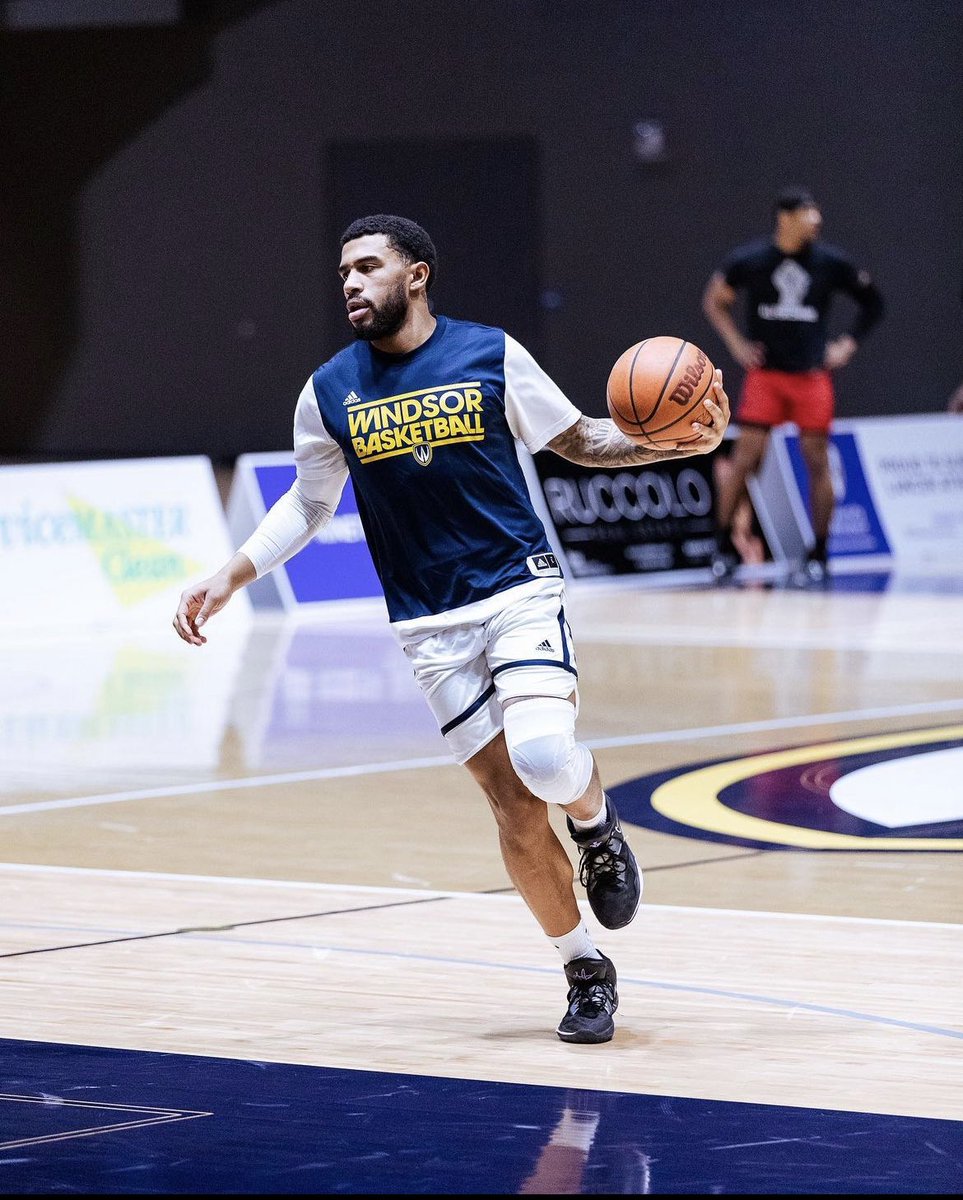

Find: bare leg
<box><xmin>799</xmin><ymin>430</ymin><xmax>833</xmax><ymax>542</ymax></box>
<box><xmin>464</xmin><ymin>730</ymin><xmax>582</xmax><ymax>939</ymax></box>
<box><xmin>468</xmin><ymin>696</ymin><xmax>636</xmax><ymax>1042</ymax></box>
<box><xmin>482</xmin><ymin>690</ymin><xmax>639</xmax><ymax>933</ymax></box>
<box><xmin>716</xmin><ymin>425</ymin><xmax>770</xmax><ymax>530</ymax></box>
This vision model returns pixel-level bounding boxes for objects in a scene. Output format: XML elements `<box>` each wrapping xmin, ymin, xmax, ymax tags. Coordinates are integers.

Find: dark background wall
<box><xmin>2</xmin><ymin>0</ymin><xmax>961</xmax><ymax>462</ymax></box>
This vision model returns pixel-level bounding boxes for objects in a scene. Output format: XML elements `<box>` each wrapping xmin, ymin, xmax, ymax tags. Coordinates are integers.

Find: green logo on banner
<box><xmin>67</xmin><ymin>494</ymin><xmax>202</xmax><ymax>607</ymax></box>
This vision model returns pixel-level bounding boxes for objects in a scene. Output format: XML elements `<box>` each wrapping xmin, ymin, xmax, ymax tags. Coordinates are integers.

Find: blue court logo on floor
<box><xmin>610</xmin><ymin>726</ymin><xmax>963</xmax><ymax>850</ymax></box>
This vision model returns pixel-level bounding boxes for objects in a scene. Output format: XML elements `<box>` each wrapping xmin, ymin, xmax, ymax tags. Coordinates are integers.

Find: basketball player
<box><xmin>173</xmin><ymin>215</ymin><xmax>729</xmax><ymax>1044</ymax></box>
<box><xmin>702</xmin><ymin>187</ymin><xmax>884</xmax><ymax>585</ymax></box>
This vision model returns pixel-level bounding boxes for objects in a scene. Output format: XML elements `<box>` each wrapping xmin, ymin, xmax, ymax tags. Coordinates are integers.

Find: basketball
<box><xmin>606</xmin><ymin>336</ymin><xmax>716</xmax><ymax>447</ymax></box>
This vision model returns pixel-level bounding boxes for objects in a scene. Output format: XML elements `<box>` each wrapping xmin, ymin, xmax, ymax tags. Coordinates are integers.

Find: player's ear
<box><xmin>409</xmin><ymin>261</ymin><xmax>430</xmax><ymax>295</ymax></box>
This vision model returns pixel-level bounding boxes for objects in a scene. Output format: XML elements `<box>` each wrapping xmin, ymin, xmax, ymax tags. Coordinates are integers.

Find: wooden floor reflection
<box><xmin>1</xmin><ymin>568</ymin><xmax>962</xmax><ymax>1185</ymax></box>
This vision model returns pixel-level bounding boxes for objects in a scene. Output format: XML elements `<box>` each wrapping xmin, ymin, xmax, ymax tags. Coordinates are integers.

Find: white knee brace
<box><xmin>502</xmin><ymin>697</ymin><xmax>594</xmax><ymax>806</ymax></box>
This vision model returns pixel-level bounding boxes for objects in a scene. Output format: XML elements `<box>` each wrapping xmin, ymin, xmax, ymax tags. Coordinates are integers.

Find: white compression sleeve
<box><xmin>237</xmin><ymin>477</ymin><xmax>340</xmax><ymax>578</ymax></box>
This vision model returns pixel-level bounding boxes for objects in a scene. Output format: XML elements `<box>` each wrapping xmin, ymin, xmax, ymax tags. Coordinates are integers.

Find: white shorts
<box><xmin>396</xmin><ymin>579</ymin><xmax>580</xmax><ymax>764</ymax></box>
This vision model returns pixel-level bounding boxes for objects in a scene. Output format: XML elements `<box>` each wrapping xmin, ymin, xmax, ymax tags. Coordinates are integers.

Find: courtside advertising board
<box><xmin>227</xmin><ymin>453</ymin><xmax>385</xmax><ymax>614</ymax></box>
<box><xmin>772</xmin><ymin>414</ymin><xmax>963</xmax><ymax>567</ymax></box>
<box><xmin>0</xmin><ymin>456</ymin><xmax>250</xmax><ymax>631</ymax></box>
<box><xmin>519</xmin><ymin>436</ymin><xmax>784</xmax><ymax>587</ymax></box>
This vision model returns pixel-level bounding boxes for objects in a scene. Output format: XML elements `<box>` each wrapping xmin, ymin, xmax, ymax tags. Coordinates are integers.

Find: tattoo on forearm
<box><xmin>548</xmin><ymin>416</ymin><xmax>682</xmax><ymax>467</ymax></box>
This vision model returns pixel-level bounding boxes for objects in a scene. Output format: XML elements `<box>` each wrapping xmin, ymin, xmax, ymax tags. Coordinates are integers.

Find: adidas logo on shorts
<box><xmin>536</xmin><ymin>639</ymin><xmax>554</xmax><ymax>653</ymax></box>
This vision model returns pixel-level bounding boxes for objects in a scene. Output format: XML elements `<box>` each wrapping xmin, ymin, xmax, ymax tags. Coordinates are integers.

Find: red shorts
<box><xmin>738</xmin><ymin>368</ymin><xmax>835</xmax><ymax>434</ymax></box>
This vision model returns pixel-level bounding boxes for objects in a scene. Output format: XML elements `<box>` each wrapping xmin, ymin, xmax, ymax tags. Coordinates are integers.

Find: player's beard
<box><xmin>351</xmin><ymin>280</ymin><xmax>410</xmax><ymax>341</ymax></box>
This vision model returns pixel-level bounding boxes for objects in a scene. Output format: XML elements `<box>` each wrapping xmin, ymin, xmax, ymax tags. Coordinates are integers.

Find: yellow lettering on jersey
<box><xmin>348</xmin><ymin>381</ymin><xmax>488</xmax><ymax>464</ymax></box>
<box><xmin>379</xmin><ymin>402</ymin><xmax>403</xmax><ymax>429</ymax></box>
<box><xmin>348</xmin><ymin>408</ymin><xmax>378</xmax><ymax>438</ymax></box>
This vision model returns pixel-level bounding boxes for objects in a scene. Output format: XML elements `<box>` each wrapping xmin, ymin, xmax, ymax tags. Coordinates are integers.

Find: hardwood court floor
<box><xmin>1</xmin><ymin>568</ymin><xmax>961</xmax><ymax>1192</ymax></box>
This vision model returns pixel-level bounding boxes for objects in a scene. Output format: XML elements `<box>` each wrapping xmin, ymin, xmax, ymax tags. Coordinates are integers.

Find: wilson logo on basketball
<box><xmin>668</xmin><ymin>349</ymin><xmax>708</xmax><ymax>407</ymax></box>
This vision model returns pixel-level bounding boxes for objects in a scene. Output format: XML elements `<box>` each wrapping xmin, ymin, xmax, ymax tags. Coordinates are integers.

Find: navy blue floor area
<box><xmin>1</xmin><ymin>1039</ymin><xmax>960</xmax><ymax>1194</ymax></box>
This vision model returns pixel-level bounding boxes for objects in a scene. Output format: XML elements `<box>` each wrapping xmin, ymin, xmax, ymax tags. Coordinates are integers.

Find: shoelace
<box><xmin>579</xmin><ymin>837</ymin><xmax>627</xmax><ymax>888</ymax></box>
<box><xmin>567</xmin><ymin>980</ymin><xmax>615</xmax><ymax>1017</ymax></box>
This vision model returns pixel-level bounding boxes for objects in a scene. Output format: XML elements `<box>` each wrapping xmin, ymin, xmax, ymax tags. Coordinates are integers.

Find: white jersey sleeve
<box><xmin>503</xmin><ymin>334</ymin><xmax>582</xmax><ymax>453</ymax></box>
<box><xmin>292</xmin><ymin>376</ymin><xmax>351</xmax><ymax>501</ymax></box>
<box><xmin>237</xmin><ymin>377</ymin><xmax>350</xmax><ymax>578</ymax></box>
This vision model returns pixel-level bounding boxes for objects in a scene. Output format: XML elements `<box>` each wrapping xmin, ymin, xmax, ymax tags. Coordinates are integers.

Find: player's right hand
<box><xmin>673</xmin><ymin>368</ymin><xmax>730</xmax><ymax>456</ymax></box>
<box><xmin>173</xmin><ymin>574</ymin><xmax>234</xmax><ymax>646</ymax></box>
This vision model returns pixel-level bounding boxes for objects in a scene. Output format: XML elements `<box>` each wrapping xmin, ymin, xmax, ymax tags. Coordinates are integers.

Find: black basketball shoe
<box><xmin>792</xmin><ymin>555</ymin><xmax>828</xmax><ymax>588</ymax></box>
<box><xmin>567</xmin><ymin>795</ymin><xmax>642</xmax><ymax>930</ymax></box>
<box><xmin>709</xmin><ymin>528</ymin><xmax>739</xmax><ymax>583</ymax></box>
<box><xmin>556</xmin><ymin>953</ymin><xmax>619</xmax><ymax>1044</ymax></box>
<box><xmin>709</xmin><ymin>546</ymin><xmax>739</xmax><ymax>582</ymax></box>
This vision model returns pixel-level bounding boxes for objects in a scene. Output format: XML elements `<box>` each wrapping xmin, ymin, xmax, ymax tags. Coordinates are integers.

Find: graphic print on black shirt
<box><xmin>721</xmin><ymin>238</ymin><xmax>884</xmax><ymax>372</ymax></box>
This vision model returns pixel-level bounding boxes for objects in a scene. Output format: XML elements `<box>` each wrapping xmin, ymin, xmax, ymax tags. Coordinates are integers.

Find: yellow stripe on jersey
<box><xmin>346</xmin><ymin>382</ymin><xmax>482</xmax><ymax>411</ymax></box>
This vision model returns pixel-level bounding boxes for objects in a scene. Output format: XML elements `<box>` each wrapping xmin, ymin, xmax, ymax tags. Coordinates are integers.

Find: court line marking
<box><xmin>3</xmin><ymin>876</ymin><xmax>959</xmax><ymax>1037</ymax></box>
<box><xmin>3</xmin><ymin>698</ymin><xmax>963</xmax><ymax>817</ymax></box>
<box><xmin>176</xmin><ymin>942</ymin><xmax>963</xmax><ymax>1042</ymax></box>
<box><xmin>0</xmin><ymin>862</ymin><xmax>960</xmax><ymax>930</ymax></box>
<box><xmin>577</xmin><ymin>624</ymin><xmax>963</xmax><ymax>653</ymax></box>
<box><xmin>0</xmin><ymin>916</ymin><xmax>959</xmax><ymax>1044</ymax></box>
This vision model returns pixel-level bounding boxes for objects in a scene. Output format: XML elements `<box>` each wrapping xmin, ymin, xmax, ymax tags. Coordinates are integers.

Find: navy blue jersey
<box><xmin>721</xmin><ymin>239</ymin><xmax>884</xmax><ymax>371</ymax></box>
<box><xmin>304</xmin><ymin>315</ymin><xmax>578</xmax><ymax>623</ymax></box>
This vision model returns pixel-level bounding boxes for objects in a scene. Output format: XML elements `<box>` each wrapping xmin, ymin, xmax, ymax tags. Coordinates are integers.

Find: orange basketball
<box><xmin>606</xmin><ymin>336</ymin><xmax>715</xmax><ymax>447</ymax></box>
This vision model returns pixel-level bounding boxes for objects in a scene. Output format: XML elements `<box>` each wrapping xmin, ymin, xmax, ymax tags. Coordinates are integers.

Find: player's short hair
<box><xmin>340</xmin><ymin>214</ymin><xmax>438</xmax><ymax>291</ymax></box>
<box><xmin>774</xmin><ymin>187</ymin><xmax>818</xmax><ymax>216</ymax></box>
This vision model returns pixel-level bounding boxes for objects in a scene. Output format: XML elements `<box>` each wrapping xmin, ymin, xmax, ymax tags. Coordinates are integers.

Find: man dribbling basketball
<box><xmin>702</xmin><ymin>187</ymin><xmax>885</xmax><ymax>586</ymax></box>
<box><xmin>173</xmin><ymin>215</ymin><xmax>729</xmax><ymax>1044</ymax></box>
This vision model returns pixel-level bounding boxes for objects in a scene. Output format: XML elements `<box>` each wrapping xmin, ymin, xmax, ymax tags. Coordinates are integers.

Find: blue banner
<box><xmin>252</xmin><ymin>463</ymin><xmax>384</xmax><ymax>604</ymax></box>
<box><xmin>783</xmin><ymin>430</ymin><xmax>891</xmax><ymax>558</ymax></box>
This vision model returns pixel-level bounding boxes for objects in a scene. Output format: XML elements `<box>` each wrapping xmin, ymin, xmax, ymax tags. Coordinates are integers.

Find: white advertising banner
<box><xmin>841</xmin><ymin>415</ymin><xmax>963</xmax><ymax>563</ymax></box>
<box><xmin>0</xmin><ymin>456</ymin><xmax>251</xmax><ymax>630</ymax></box>
<box><xmin>766</xmin><ymin>414</ymin><xmax>963</xmax><ymax>568</ymax></box>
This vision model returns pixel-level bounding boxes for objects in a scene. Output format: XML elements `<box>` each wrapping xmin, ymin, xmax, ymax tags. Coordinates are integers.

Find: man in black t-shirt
<box><xmin>702</xmin><ymin>187</ymin><xmax>884</xmax><ymax>584</ymax></box>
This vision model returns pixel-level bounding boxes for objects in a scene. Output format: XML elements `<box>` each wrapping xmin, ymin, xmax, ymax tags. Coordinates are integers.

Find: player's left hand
<box><xmin>173</xmin><ymin>572</ymin><xmax>234</xmax><ymax>646</ymax></box>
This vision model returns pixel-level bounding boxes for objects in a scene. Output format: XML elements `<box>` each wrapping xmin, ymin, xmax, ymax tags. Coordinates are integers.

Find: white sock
<box><xmin>568</xmin><ymin>793</ymin><xmax>608</xmax><ymax>833</ymax></box>
<box><xmin>551</xmin><ymin>920</ymin><xmax>602</xmax><ymax>964</ymax></box>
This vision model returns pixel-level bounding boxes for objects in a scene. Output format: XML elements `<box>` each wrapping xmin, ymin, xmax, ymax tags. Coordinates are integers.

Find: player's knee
<box><xmin>502</xmin><ymin>697</ymin><xmax>593</xmax><ymax>806</ymax></box>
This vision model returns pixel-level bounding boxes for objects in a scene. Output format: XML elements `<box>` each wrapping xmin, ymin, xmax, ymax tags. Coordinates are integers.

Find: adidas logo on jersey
<box><xmin>526</xmin><ymin>552</ymin><xmax>561</xmax><ymax>577</ymax></box>
<box><xmin>343</xmin><ymin>390</ymin><xmax>362</xmax><ymax>406</ymax></box>
<box><xmin>536</xmin><ymin>639</ymin><xmax>554</xmax><ymax>653</ymax></box>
